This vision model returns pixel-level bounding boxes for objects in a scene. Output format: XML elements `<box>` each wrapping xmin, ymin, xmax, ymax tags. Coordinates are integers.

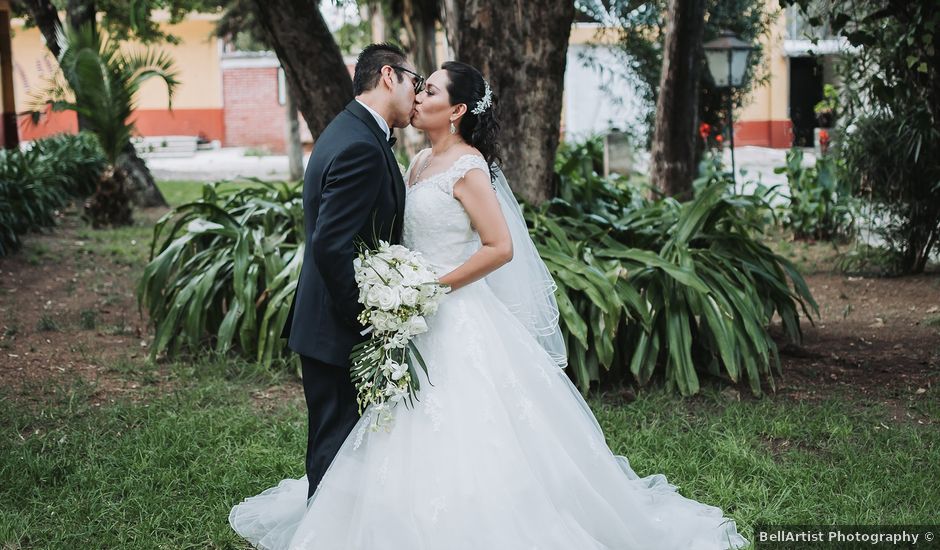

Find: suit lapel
<box><xmin>344</xmin><ymin>101</ymin><xmax>405</xmax><ymax>240</ymax></box>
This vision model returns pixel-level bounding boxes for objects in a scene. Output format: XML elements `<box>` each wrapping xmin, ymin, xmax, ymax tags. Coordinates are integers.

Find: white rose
<box><xmin>370</xmin><ymin>310</ymin><xmax>398</xmax><ymax>332</ymax></box>
<box><xmin>366</xmin><ymin>285</ymin><xmax>399</xmax><ymax>311</ymax></box>
<box><xmin>380</xmin><ymin>286</ymin><xmax>402</xmax><ymax>311</ymax></box>
<box><xmin>399</xmin><ymin>287</ymin><xmax>419</xmax><ymax>307</ymax></box>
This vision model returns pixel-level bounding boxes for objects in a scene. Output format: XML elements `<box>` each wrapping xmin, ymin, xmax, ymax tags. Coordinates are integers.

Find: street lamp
<box><xmin>703</xmin><ymin>30</ymin><xmax>755</xmax><ymax>186</ymax></box>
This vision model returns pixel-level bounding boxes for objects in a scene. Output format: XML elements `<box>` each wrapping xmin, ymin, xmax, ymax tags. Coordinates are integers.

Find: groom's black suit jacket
<box><xmin>281</xmin><ymin>100</ymin><xmax>405</xmax><ymax>366</ymax></box>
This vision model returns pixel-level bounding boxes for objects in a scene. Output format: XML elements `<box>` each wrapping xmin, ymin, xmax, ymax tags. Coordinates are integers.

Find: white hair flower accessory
<box><xmin>471</xmin><ymin>81</ymin><xmax>492</xmax><ymax>115</ymax></box>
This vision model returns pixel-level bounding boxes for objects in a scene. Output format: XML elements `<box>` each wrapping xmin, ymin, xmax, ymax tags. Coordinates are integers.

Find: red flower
<box><xmin>819</xmin><ymin>129</ymin><xmax>830</xmax><ymax>144</ymax></box>
<box><xmin>715</xmin><ymin>134</ymin><xmax>724</xmax><ymax>144</ymax></box>
<box><xmin>699</xmin><ymin>122</ymin><xmax>711</xmax><ymax>140</ymax></box>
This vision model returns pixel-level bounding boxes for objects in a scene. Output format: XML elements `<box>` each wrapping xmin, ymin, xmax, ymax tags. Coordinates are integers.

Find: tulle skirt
<box><xmin>229</xmin><ymin>280</ymin><xmax>749</xmax><ymax>549</ymax></box>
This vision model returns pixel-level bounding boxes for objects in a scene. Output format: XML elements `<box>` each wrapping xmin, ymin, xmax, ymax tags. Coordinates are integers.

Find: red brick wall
<box><xmin>222</xmin><ymin>66</ymin><xmax>289</xmax><ymax>153</ymax></box>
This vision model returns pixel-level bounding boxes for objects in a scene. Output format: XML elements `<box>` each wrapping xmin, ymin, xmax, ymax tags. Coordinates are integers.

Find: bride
<box><xmin>229</xmin><ymin>61</ymin><xmax>749</xmax><ymax>550</ymax></box>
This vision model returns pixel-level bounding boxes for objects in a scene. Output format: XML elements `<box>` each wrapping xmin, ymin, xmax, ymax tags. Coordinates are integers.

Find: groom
<box><xmin>281</xmin><ymin>43</ymin><xmax>422</xmax><ymax>499</ymax></box>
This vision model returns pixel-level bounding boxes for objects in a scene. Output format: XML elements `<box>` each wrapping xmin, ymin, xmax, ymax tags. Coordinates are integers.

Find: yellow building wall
<box><xmin>736</xmin><ymin>3</ymin><xmax>792</xmax><ymax>147</ymax></box>
<box><xmin>135</xmin><ymin>18</ymin><xmax>223</xmax><ymax>109</ymax></box>
<box><xmin>11</xmin><ymin>14</ymin><xmax>225</xmax><ymax>141</ymax></box>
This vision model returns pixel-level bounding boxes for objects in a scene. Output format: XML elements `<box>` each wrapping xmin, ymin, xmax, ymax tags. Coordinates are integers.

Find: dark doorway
<box><xmin>789</xmin><ymin>57</ymin><xmax>823</xmax><ymax>147</ymax></box>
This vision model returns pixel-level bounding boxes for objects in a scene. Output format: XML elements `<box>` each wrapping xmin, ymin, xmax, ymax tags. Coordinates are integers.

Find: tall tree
<box><xmin>649</xmin><ymin>0</ymin><xmax>706</xmax><ymax>199</ymax></box>
<box><xmin>284</xmin><ymin>81</ymin><xmax>303</xmax><ymax>180</ymax></box>
<box><xmin>14</xmin><ymin>0</ymin><xmax>173</xmax><ymax>207</ymax></box>
<box><xmin>250</xmin><ymin>0</ymin><xmax>352</xmax><ymax>138</ymax></box>
<box><xmin>448</xmin><ymin>0</ymin><xmax>575</xmax><ymax>204</ymax></box>
<box><xmin>365</xmin><ymin>0</ymin><xmax>386</xmax><ymax>43</ymax></box>
<box><xmin>16</xmin><ymin>0</ymin><xmax>61</xmax><ymax>56</ymax></box>
<box><xmin>400</xmin><ymin>0</ymin><xmax>438</xmax><ymax>78</ymax></box>
<box><xmin>30</xmin><ymin>23</ymin><xmax>179</xmax><ymax>226</ymax></box>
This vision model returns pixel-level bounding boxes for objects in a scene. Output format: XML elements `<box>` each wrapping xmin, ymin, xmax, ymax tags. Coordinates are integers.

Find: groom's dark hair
<box><xmin>353</xmin><ymin>43</ymin><xmax>408</xmax><ymax>96</ymax></box>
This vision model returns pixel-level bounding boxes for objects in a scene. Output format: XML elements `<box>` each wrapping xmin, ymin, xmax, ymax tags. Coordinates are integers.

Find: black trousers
<box><xmin>300</xmin><ymin>355</ymin><xmax>360</xmax><ymax>499</ymax></box>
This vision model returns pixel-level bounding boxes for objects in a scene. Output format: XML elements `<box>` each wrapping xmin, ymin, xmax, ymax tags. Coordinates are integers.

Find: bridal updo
<box><xmin>442</xmin><ymin>61</ymin><xmax>502</xmax><ymax>174</ymax></box>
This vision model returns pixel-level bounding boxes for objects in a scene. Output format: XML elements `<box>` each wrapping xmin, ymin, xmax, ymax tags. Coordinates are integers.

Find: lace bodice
<box><xmin>402</xmin><ymin>152</ymin><xmax>490</xmax><ymax>273</ymax></box>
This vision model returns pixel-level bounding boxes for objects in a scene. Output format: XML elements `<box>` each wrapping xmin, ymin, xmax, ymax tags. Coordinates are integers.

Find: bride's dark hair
<box><xmin>442</xmin><ymin>61</ymin><xmax>501</xmax><ymax>175</ymax></box>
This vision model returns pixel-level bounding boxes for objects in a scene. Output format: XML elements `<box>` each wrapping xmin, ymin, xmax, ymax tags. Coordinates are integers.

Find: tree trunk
<box><xmin>251</xmin><ymin>0</ymin><xmax>353</xmax><ymax>140</ymax></box>
<box><xmin>65</xmin><ymin>0</ymin><xmax>95</xmax><ymax>33</ymax></box>
<box><xmin>402</xmin><ymin>0</ymin><xmax>438</xmax><ymax>78</ymax></box>
<box><xmin>285</xmin><ymin>82</ymin><xmax>303</xmax><ymax>181</ymax></box>
<box><xmin>440</xmin><ymin>0</ymin><xmax>458</xmax><ymax>60</ymax></box>
<box><xmin>366</xmin><ymin>0</ymin><xmax>386</xmax><ymax>43</ymax></box>
<box><xmin>16</xmin><ymin>0</ymin><xmax>61</xmax><ymax>57</ymax></box>
<box><xmin>650</xmin><ymin>0</ymin><xmax>706</xmax><ymax>200</ymax></box>
<box><xmin>119</xmin><ymin>142</ymin><xmax>167</xmax><ymax>207</ymax></box>
<box><xmin>451</xmin><ymin>0</ymin><xmax>575</xmax><ymax>205</ymax></box>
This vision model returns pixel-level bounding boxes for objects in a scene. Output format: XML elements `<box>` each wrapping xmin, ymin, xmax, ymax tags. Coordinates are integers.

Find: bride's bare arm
<box><xmin>437</xmin><ymin>168</ymin><xmax>513</xmax><ymax>292</ymax></box>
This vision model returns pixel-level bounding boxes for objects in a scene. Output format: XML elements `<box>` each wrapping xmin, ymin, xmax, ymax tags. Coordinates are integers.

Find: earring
<box><xmin>449</xmin><ymin>121</ymin><xmax>457</xmax><ymax>135</ymax></box>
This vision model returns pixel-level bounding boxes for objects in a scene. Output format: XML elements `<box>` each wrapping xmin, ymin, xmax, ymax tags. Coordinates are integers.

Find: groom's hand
<box><xmin>311</xmin><ymin>141</ymin><xmax>385</xmax><ymax>329</ymax></box>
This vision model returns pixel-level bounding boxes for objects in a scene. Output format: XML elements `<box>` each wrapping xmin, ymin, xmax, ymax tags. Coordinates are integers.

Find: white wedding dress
<box><xmin>229</xmin><ymin>154</ymin><xmax>749</xmax><ymax>550</ymax></box>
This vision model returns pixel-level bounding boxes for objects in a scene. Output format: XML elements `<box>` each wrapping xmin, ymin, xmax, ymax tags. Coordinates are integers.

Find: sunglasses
<box><xmin>391</xmin><ymin>65</ymin><xmax>426</xmax><ymax>94</ymax></box>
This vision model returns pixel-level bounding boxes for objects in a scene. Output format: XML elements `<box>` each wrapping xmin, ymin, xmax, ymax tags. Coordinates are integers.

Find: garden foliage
<box><xmin>141</xmin><ymin>138</ymin><xmax>817</xmax><ymax>396</ymax></box>
<box><xmin>774</xmin><ymin>147</ymin><xmax>856</xmax><ymax>241</ymax></box>
<box><xmin>0</xmin><ymin>133</ymin><xmax>106</xmax><ymax>257</ymax></box>
<box><xmin>139</xmin><ymin>180</ymin><xmax>303</xmax><ymax>368</ymax></box>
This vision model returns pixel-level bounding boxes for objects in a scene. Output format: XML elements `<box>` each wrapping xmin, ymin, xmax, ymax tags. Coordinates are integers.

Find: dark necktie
<box><xmin>387</xmin><ymin>132</ymin><xmax>397</xmax><ymax>147</ymax></box>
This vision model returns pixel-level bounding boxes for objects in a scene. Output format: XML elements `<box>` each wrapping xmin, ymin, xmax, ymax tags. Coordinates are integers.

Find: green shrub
<box><xmin>0</xmin><ymin>133</ymin><xmax>106</xmax><ymax>256</ymax></box>
<box><xmin>553</xmin><ymin>135</ymin><xmax>648</xmax><ymax>218</ymax></box>
<box><xmin>141</xmin><ymin>142</ymin><xmax>817</xmax><ymax>397</ymax></box>
<box><xmin>139</xmin><ymin>179</ymin><xmax>303</xmax><ymax>366</ymax></box>
<box><xmin>841</xmin><ymin>113</ymin><xmax>940</xmax><ymax>274</ymax></box>
<box><xmin>530</xmin><ymin>182</ymin><xmax>817</xmax><ymax>397</ymax></box>
<box><xmin>775</xmin><ymin>147</ymin><xmax>856</xmax><ymax>241</ymax></box>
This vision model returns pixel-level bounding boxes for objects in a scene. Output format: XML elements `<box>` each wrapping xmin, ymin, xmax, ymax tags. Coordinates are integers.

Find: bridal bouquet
<box><xmin>349</xmin><ymin>241</ymin><xmax>448</xmax><ymax>428</ymax></box>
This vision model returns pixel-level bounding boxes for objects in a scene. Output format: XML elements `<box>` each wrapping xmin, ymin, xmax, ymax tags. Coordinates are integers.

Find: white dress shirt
<box><xmin>355</xmin><ymin>99</ymin><xmax>391</xmax><ymax>141</ymax></box>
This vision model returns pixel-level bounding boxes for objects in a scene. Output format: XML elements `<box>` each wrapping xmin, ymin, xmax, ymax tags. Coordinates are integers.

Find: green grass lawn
<box><xmin>1</xmin><ymin>355</ymin><xmax>936</xmax><ymax>548</ymax></box>
<box><xmin>1</xmin><ymin>182</ymin><xmax>936</xmax><ymax>548</ymax></box>
<box><xmin>156</xmin><ymin>180</ymin><xmax>271</xmax><ymax>208</ymax></box>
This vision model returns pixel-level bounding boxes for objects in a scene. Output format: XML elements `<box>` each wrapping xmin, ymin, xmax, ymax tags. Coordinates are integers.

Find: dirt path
<box><xmin>0</xmin><ymin>208</ymin><xmax>160</xmax><ymax>407</ymax></box>
<box><xmin>770</xmin><ymin>272</ymin><xmax>939</xmax><ymax>423</ymax></box>
<box><xmin>2</xmin><ymin>207</ymin><xmax>938</xmax><ymax>417</ymax></box>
